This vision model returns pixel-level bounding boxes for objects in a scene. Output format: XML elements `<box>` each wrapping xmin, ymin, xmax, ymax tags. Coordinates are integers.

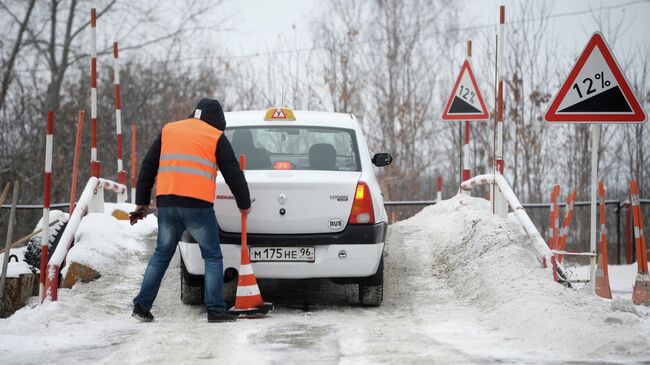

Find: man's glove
<box><xmin>129</xmin><ymin>205</ymin><xmax>151</xmax><ymax>225</ymax></box>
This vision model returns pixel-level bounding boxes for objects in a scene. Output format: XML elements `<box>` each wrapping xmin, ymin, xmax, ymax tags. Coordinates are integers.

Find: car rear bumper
<box><xmin>218</xmin><ymin>222</ymin><xmax>387</xmax><ymax>246</ymax></box>
<box><xmin>178</xmin><ymin>225</ymin><xmax>386</xmax><ymax>279</ymax></box>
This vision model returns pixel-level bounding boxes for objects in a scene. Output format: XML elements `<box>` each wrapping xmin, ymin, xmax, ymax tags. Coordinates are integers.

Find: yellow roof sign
<box><xmin>264</xmin><ymin>107</ymin><xmax>295</xmax><ymax>121</ymax></box>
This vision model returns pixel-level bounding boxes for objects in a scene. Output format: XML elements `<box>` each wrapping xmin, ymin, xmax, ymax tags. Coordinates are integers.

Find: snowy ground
<box><xmin>1</xmin><ymin>196</ymin><xmax>649</xmax><ymax>364</ymax></box>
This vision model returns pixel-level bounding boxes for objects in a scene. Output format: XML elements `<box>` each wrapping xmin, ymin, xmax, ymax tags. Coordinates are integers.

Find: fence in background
<box><xmin>384</xmin><ymin>197</ymin><xmax>650</xmax><ymax>266</ymax></box>
<box><xmin>4</xmin><ymin>192</ymin><xmax>649</xmax><ymax>267</ymax></box>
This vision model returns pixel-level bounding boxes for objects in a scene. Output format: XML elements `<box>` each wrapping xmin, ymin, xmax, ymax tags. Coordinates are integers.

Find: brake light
<box><xmin>349</xmin><ymin>182</ymin><xmax>374</xmax><ymax>224</ymax></box>
<box><xmin>273</xmin><ymin>161</ymin><xmax>293</xmax><ymax>170</ymax></box>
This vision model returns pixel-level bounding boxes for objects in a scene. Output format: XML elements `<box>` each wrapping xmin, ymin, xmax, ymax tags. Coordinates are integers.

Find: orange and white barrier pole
<box><xmin>69</xmin><ymin>110</ymin><xmax>84</xmax><ymax>213</ymax></box>
<box><xmin>131</xmin><ymin>124</ymin><xmax>137</xmax><ymax>203</ymax></box>
<box><xmin>437</xmin><ymin>176</ymin><xmax>442</xmax><ymax>202</ymax></box>
<box><xmin>595</xmin><ymin>181</ymin><xmax>612</xmax><ymax>298</ymax></box>
<box><xmin>90</xmin><ymin>8</ymin><xmax>100</xmax><ymax>178</ymax></box>
<box><xmin>492</xmin><ymin>5</ymin><xmax>508</xmax><ymax>218</ymax></box>
<box><xmin>113</xmin><ymin>42</ymin><xmax>126</xmax><ymax>186</ymax></box>
<box><xmin>228</xmin><ymin>154</ymin><xmax>273</xmax><ymax>317</ymax></box>
<box><xmin>39</xmin><ymin>111</ymin><xmax>54</xmax><ymax>302</ymax></box>
<box><xmin>547</xmin><ymin>185</ymin><xmax>560</xmax><ymax>250</ymax></box>
<box><xmin>44</xmin><ymin>177</ymin><xmax>128</xmax><ymax>302</ymax></box>
<box><xmin>630</xmin><ymin>180</ymin><xmax>650</xmax><ymax>305</ymax></box>
<box><xmin>557</xmin><ymin>190</ymin><xmax>576</xmax><ymax>263</ymax></box>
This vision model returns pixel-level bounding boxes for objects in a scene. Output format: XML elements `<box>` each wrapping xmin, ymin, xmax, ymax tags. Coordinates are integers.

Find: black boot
<box><xmin>207</xmin><ymin>310</ymin><xmax>237</xmax><ymax>323</ymax></box>
<box><xmin>132</xmin><ymin>303</ymin><xmax>154</xmax><ymax>322</ymax></box>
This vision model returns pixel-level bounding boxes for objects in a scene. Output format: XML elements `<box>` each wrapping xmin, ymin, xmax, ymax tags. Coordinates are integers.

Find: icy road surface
<box><xmin>1</xmin><ymin>197</ymin><xmax>649</xmax><ymax>364</ymax></box>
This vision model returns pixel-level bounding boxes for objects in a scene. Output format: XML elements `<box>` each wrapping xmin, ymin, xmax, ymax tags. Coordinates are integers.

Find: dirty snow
<box><xmin>1</xmin><ymin>195</ymin><xmax>649</xmax><ymax>364</ymax></box>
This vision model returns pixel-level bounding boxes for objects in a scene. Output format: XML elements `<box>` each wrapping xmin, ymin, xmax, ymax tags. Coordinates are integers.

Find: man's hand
<box><xmin>129</xmin><ymin>205</ymin><xmax>151</xmax><ymax>225</ymax></box>
<box><xmin>240</xmin><ymin>207</ymin><xmax>251</xmax><ymax>217</ymax></box>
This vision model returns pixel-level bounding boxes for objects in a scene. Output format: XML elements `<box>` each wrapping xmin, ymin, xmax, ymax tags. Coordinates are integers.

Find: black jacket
<box><xmin>135</xmin><ymin>99</ymin><xmax>251</xmax><ymax>210</ymax></box>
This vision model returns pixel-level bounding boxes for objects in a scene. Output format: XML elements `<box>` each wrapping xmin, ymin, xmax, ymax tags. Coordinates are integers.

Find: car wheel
<box><xmin>24</xmin><ymin>220</ymin><xmax>68</xmax><ymax>270</ymax></box>
<box><xmin>358</xmin><ymin>257</ymin><xmax>383</xmax><ymax>306</ymax></box>
<box><xmin>223</xmin><ymin>268</ymin><xmax>238</xmax><ymax>307</ymax></box>
<box><xmin>180</xmin><ymin>258</ymin><xmax>203</xmax><ymax>305</ymax></box>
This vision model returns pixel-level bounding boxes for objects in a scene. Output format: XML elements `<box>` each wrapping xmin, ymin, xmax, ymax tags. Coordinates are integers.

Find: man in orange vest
<box><xmin>131</xmin><ymin>99</ymin><xmax>251</xmax><ymax>323</ymax></box>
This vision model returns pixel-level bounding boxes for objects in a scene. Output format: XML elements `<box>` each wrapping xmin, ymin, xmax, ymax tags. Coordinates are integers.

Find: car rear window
<box><xmin>224</xmin><ymin>126</ymin><xmax>360</xmax><ymax>171</ymax></box>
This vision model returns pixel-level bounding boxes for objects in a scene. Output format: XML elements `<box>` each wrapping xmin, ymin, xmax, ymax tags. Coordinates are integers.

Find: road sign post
<box><xmin>441</xmin><ymin>41</ymin><xmax>489</xmax><ymax>195</ymax></box>
<box><xmin>545</xmin><ymin>32</ymin><xmax>646</xmax><ymax>293</ymax></box>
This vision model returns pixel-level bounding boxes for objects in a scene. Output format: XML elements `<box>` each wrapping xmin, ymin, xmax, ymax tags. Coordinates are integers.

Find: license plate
<box><xmin>249</xmin><ymin>247</ymin><xmax>315</xmax><ymax>262</ymax></box>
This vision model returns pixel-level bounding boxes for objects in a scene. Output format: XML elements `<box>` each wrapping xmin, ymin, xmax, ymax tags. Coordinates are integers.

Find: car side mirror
<box><xmin>372</xmin><ymin>153</ymin><xmax>392</xmax><ymax>167</ymax></box>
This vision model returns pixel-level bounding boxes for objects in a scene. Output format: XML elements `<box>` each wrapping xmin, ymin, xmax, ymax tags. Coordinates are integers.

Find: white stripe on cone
<box><xmin>239</xmin><ymin>264</ymin><xmax>254</xmax><ymax>276</ymax></box>
<box><xmin>236</xmin><ymin>284</ymin><xmax>261</xmax><ymax>297</ymax></box>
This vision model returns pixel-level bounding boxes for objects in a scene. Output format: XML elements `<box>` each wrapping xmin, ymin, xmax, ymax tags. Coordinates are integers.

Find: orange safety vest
<box><xmin>156</xmin><ymin>118</ymin><xmax>222</xmax><ymax>203</ymax></box>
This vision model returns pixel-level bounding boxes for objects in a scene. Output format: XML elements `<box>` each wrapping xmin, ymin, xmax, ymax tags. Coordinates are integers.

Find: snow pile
<box><xmin>61</xmin><ymin>211</ymin><xmax>157</xmax><ymax>278</ymax></box>
<box><xmin>0</xmin><ymin>247</ymin><xmax>32</xmax><ymax>278</ymax></box>
<box><xmin>33</xmin><ymin>210</ymin><xmax>69</xmax><ymax>232</ymax></box>
<box><xmin>0</xmin><ymin>210</ymin><xmax>70</xmax><ymax>278</ymax></box>
<box><xmin>395</xmin><ymin>195</ymin><xmax>650</xmax><ymax>361</ymax></box>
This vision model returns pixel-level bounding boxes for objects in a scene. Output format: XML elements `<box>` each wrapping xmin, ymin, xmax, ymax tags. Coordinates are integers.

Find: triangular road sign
<box><xmin>545</xmin><ymin>32</ymin><xmax>646</xmax><ymax>123</ymax></box>
<box><xmin>272</xmin><ymin>107</ymin><xmax>287</xmax><ymax>119</ymax></box>
<box><xmin>442</xmin><ymin>60</ymin><xmax>489</xmax><ymax>121</ymax></box>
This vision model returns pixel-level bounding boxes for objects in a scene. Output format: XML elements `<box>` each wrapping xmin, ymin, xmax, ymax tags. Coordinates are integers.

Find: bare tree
<box><xmin>0</xmin><ymin>0</ymin><xmax>36</xmax><ymax>111</ymax></box>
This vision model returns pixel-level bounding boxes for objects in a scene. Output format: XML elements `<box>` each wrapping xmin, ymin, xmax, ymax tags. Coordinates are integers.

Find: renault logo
<box><xmin>278</xmin><ymin>193</ymin><xmax>287</xmax><ymax>205</ymax></box>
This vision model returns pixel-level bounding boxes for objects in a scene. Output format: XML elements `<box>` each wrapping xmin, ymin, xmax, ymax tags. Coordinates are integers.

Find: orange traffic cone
<box><xmin>630</xmin><ymin>181</ymin><xmax>650</xmax><ymax>305</ymax></box>
<box><xmin>228</xmin><ymin>155</ymin><xmax>273</xmax><ymax>317</ymax></box>
<box><xmin>595</xmin><ymin>181</ymin><xmax>612</xmax><ymax>299</ymax></box>
<box><xmin>595</xmin><ymin>253</ymin><xmax>612</xmax><ymax>299</ymax></box>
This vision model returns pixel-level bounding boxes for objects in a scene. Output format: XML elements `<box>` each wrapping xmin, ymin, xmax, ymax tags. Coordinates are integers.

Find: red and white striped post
<box><xmin>461</xmin><ymin>41</ymin><xmax>472</xmax><ymax>194</ymax></box>
<box><xmin>39</xmin><ymin>111</ymin><xmax>54</xmax><ymax>302</ymax></box>
<box><xmin>114</xmin><ymin>42</ymin><xmax>126</xmax><ymax>186</ymax></box>
<box><xmin>436</xmin><ymin>176</ymin><xmax>442</xmax><ymax>202</ymax></box>
<box><xmin>90</xmin><ymin>8</ymin><xmax>100</xmax><ymax>178</ymax></box>
<box><xmin>630</xmin><ymin>180</ymin><xmax>650</xmax><ymax>305</ymax></box>
<box><xmin>493</xmin><ymin>5</ymin><xmax>508</xmax><ymax>217</ymax></box>
<box><xmin>131</xmin><ymin>124</ymin><xmax>137</xmax><ymax>203</ymax></box>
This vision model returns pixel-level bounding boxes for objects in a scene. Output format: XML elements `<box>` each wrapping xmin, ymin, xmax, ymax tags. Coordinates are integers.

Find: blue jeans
<box><xmin>133</xmin><ymin>206</ymin><xmax>226</xmax><ymax>313</ymax></box>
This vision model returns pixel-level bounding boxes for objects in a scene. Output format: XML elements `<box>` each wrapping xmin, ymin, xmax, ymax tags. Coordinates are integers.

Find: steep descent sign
<box><xmin>545</xmin><ymin>32</ymin><xmax>646</xmax><ymax>123</ymax></box>
<box><xmin>441</xmin><ymin>60</ymin><xmax>489</xmax><ymax>121</ymax></box>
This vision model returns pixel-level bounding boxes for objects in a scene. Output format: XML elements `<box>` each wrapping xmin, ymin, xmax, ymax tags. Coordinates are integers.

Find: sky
<box><xmin>215</xmin><ymin>0</ymin><xmax>650</xmax><ymax>63</ymax></box>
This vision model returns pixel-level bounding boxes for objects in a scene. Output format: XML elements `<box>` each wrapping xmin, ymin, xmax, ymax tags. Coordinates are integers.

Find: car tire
<box><xmin>180</xmin><ymin>258</ymin><xmax>203</xmax><ymax>305</ymax></box>
<box><xmin>358</xmin><ymin>257</ymin><xmax>383</xmax><ymax>306</ymax></box>
<box><xmin>223</xmin><ymin>279</ymin><xmax>237</xmax><ymax>307</ymax></box>
<box><xmin>24</xmin><ymin>220</ymin><xmax>68</xmax><ymax>270</ymax></box>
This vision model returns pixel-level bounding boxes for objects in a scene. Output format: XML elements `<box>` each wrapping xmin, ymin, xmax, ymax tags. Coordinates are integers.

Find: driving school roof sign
<box><xmin>441</xmin><ymin>60</ymin><xmax>489</xmax><ymax>121</ymax></box>
<box><xmin>264</xmin><ymin>107</ymin><xmax>296</xmax><ymax>121</ymax></box>
<box><xmin>545</xmin><ymin>32</ymin><xmax>646</xmax><ymax>123</ymax></box>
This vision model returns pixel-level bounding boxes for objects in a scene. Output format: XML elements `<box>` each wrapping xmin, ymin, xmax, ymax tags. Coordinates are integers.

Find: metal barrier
<box><xmin>43</xmin><ymin>177</ymin><xmax>127</xmax><ymax>302</ymax></box>
<box><xmin>460</xmin><ymin>174</ymin><xmax>569</xmax><ymax>281</ymax></box>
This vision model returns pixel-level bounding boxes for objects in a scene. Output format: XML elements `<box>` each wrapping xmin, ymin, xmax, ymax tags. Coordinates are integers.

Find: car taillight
<box><xmin>273</xmin><ymin>161</ymin><xmax>293</xmax><ymax>170</ymax></box>
<box><xmin>349</xmin><ymin>182</ymin><xmax>374</xmax><ymax>224</ymax></box>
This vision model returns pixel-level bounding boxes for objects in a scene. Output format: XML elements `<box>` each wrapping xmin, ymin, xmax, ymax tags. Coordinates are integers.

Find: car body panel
<box><xmin>181</xmin><ymin>109</ymin><xmax>388</xmax><ymax>280</ymax></box>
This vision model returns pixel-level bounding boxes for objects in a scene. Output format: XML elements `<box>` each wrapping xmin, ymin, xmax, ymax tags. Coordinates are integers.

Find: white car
<box><xmin>178</xmin><ymin>107</ymin><xmax>392</xmax><ymax>306</ymax></box>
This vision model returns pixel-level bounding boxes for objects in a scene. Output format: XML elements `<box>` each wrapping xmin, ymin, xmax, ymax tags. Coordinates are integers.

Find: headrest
<box><xmin>309</xmin><ymin>143</ymin><xmax>337</xmax><ymax>170</ymax></box>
